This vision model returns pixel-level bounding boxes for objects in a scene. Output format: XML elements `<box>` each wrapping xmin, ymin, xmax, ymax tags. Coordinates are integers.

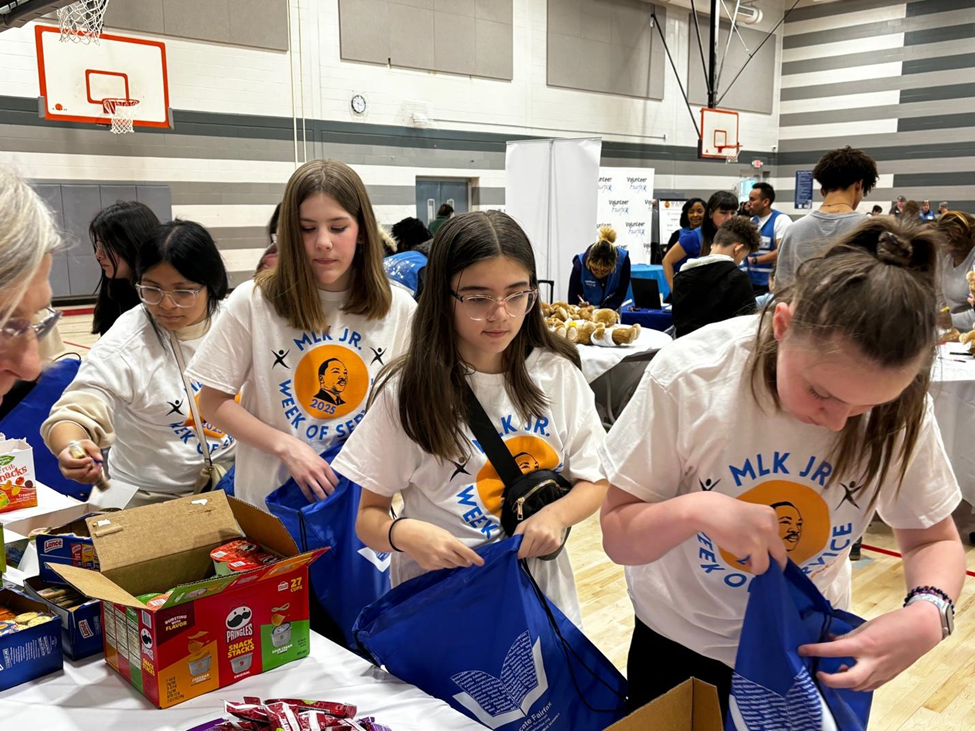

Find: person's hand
<box><xmin>514</xmin><ymin>506</ymin><xmax>567</xmax><ymax>559</ymax></box>
<box><xmin>57</xmin><ymin>440</ymin><xmax>105</xmax><ymax>484</ymax></box>
<box><xmin>798</xmin><ymin>602</ymin><xmax>943</xmax><ymax>692</ymax></box>
<box><xmin>392</xmin><ymin>519</ymin><xmax>485</xmax><ymax>571</ymax></box>
<box><xmin>697</xmin><ymin>493</ymin><xmax>787</xmax><ymax>575</ymax></box>
<box><xmin>936</xmin><ymin>310</ymin><xmax>952</xmax><ymax>329</ymax></box>
<box><xmin>278</xmin><ymin>436</ymin><xmax>338</xmax><ymax>502</ymax></box>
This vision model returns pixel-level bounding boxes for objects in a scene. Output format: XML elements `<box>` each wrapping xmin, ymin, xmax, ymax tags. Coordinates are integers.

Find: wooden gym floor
<box><xmin>56</xmin><ymin>308</ymin><xmax>975</xmax><ymax>730</ymax></box>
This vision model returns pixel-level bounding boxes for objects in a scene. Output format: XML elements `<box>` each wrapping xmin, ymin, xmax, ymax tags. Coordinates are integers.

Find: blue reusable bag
<box><xmin>0</xmin><ymin>358</ymin><xmax>84</xmax><ymax>500</ymax></box>
<box><xmin>728</xmin><ymin>560</ymin><xmax>873</xmax><ymax>731</ymax></box>
<box><xmin>265</xmin><ymin>440</ymin><xmax>391</xmax><ymax>649</ymax></box>
<box><xmin>354</xmin><ymin>536</ymin><xmax>628</xmax><ymax>730</ymax></box>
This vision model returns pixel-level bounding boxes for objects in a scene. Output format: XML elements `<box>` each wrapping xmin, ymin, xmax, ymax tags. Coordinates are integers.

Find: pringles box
<box><xmin>0</xmin><ymin>436</ymin><xmax>36</xmax><ymax>514</ymax></box>
<box><xmin>35</xmin><ymin>512</ymin><xmax>100</xmax><ymax>585</ymax></box>
<box><xmin>49</xmin><ymin>492</ymin><xmax>326</xmax><ymax>708</ymax></box>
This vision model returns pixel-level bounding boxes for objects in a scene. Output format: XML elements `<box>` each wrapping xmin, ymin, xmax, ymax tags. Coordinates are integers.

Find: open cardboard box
<box><xmin>49</xmin><ymin>492</ymin><xmax>327</xmax><ymax>708</ymax></box>
<box><xmin>607</xmin><ymin>679</ymin><xmax>723</xmax><ymax>730</ymax></box>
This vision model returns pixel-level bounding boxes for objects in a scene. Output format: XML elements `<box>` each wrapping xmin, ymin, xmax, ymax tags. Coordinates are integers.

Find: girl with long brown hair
<box><xmin>332</xmin><ymin>210</ymin><xmax>610</xmax><ymax>626</ymax></box>
<box><xmin>600</xmin><ymin>216</ymin><xmax>965</xmax><ymax>713</ymax></box>
<box><xmin>188</xmin><ymin>160</ymin><xmax>416</xmax><ymax>508</ymax></box>
<box><xmin>934</xmin><ymin>210</ymin><xmax>975</xmax><ymax>331</ymax></box>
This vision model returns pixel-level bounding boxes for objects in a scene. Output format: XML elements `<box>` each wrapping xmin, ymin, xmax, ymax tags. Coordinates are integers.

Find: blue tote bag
<box><xmin>265</xmin><ymin>440</ymin><xmax>391</xmax><ymax>649</ymax></box>
<box><xmin>354</xmin><ymin>536</ymin><xmax>628</xmax><ymax>730</ymax></box>
<box><xmin>0</xmin><ymin>357</ymin><xmax>84</xmax><ymax>500</ymax></box>
<box><xmin>728</xmin><ymin>560</ymin><xmax>873</xmax><ymax>731</ymax></box>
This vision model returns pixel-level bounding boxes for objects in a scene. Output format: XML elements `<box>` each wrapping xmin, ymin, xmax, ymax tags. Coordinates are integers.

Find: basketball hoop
<box><xmin>102</xmin><ymin>98</ymin><xmax>139</xmax><ymax>135</ymax></box>
<box><xmin>718</xmin><ymin>143</ymin><xmax>743</xmax><ymax>164</ymax></box>
<box><xmin>57</xmin><ymin>0</ymin><xmax>111</xmax><ymax>44</ymax></box>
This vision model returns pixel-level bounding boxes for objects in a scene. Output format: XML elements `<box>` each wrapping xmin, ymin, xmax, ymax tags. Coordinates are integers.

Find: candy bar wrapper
<box><xmin>225</xmin><ymin>700</ymin><xmax>269</xmax><ymax>723</ymax></box>
<box><xmin>265</xmin><ymin>699</ymin><xmax>357</xmax><ymax>719</ymax></box>
<box><xmin>242</xmin><ymin>697</ymin><xmax>262</xmax><ymax>705</ymax></box>
<box><xmin>266</xmin><ymin>702</ymin><xmax>303</xmax><ymax>731</ymax></box>
<box><xmin>298</xmin><ymin>711</ymin><xmax>352</xmax><ymax>730</ymax></box>
<box><xmin>357</xmin><ymin>720</ymin><xmax>392</xmax><ymax>731</ymax></box>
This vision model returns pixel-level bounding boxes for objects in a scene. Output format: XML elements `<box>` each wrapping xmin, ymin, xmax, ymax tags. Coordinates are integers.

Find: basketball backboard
<box><xmin>35</xmin><ymin>25</ymin><xmax>171</xmax><ymax>129</ymax></box>
<box><xmin>699</xmin><ymin>108</ymin><xmax>740</xmax><ymax>161</ymax></box>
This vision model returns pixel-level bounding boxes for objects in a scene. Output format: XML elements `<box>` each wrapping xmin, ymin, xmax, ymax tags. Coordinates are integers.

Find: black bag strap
<box><xmin>463</xmin><ymin>382</ymin><xmax>523</xmax><ymax>489</ymax></box>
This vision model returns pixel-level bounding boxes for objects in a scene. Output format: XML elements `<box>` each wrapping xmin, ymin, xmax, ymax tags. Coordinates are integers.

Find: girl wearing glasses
<box><xmin>187</xmin><ymin>160</ymin><xmax>415</xmax><ymax>509</ymax></box>
<box><xmin>42</xmin><ymin>220</ymin><xmax>236</xmax><ymax>502</ymax></box>
<box><xmin>90</xmin><ymin>201</ymin><xmax>161</xmax><ymax>336</ymax></box>
<box><xmin>332</xmin><ymin>211</ymin><xmax>609</xmax><ymax>625</ymax></box>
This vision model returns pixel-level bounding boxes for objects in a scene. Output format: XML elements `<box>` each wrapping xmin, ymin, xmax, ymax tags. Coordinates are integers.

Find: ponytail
<box><xmin>588</xmin><ymin>226</ymin><xmax>619</xmax><ymax>269</ymax></box>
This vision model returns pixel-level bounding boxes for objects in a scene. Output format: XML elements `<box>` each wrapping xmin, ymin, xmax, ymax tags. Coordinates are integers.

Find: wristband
<box><xmin>388</xmin><ymin>517</ymin><xmax>408</xmax><ymax>553</ymax></box>
<box><xmin>904</xmin><ymin>585</ymin><xmax>954</xmax><ymax>611</ymax></box>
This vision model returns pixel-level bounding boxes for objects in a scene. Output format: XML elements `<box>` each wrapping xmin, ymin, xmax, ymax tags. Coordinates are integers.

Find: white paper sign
<box><xmin>659</xmin><ymin>201</ymin><xmax>686</xmax><ymax>244</ymax></box>
<box><xmin>596</xmin><ymin>168</ymin><xmax>655</xmax><ymax>265</ymax></box>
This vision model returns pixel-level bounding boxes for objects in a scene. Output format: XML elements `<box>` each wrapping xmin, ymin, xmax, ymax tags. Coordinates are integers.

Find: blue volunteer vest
<box><xmin>575</xmin><ymin>246</ymin><xmax>628</xmax><ymax>307</ymax></box>
<box><xmin>747</xmin><ymin>209</ymin><xmax>782</xmax><ymax>286</ymax></box>
<box><xmin>383</xmin><ymin>250</ymin><xmax>428</xmax><ymax>298</ymax></box>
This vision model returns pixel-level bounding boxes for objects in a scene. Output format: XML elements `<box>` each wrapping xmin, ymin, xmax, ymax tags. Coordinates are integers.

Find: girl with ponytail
<box><xmin>568</xmin><ymin>225</ymin><xmax>631</xmax><ymax>310</ymax></box>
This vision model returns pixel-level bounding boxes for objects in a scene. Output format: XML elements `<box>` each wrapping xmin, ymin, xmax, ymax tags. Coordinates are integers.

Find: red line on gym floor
<box><xmin>59</xmin><ymin>307</ymin><xmax>95</xmax><ymax>317</ymax></box>
<box><xmin>63</xmin><ymin>340</ymin><xmax>91</xmax><ymax>350</ymax></box>
<box><xmin>862</xmin><ymin>544</ymin><xmax>975</xmax><ymax>578</ymax></box>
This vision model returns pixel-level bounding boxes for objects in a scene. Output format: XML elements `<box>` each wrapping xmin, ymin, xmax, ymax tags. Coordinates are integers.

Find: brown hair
<box><xmin>935</xmin><ymin>210</ymin><xmax>975</xmax><ymax>261</ymax></box>
<box><xmin>713</xmin><ymin>217</ymin><xmax>761</xmax><ymax>253</ymax></box>
<box><xmin>373</xmin><ymin>210</ymin><xmax>581</xmax><ymax>462</ymax></box>
<box><xmin>587</xmin><ymin>226</ymin><xmax>618</xmax><ymax>270</ymax></box>
<box><xmin>255</xmin><ymin>160</ymin><xmax>391</xmax><ymax>330</ymax></box>
<box><xmin>902</xmin><ymin>199</ymin><xmax>921</xmax><ymax>218</ymax></box>
<box><xmin>748</xmin><ymin>216</ymin><xmax>940</xmax><ymax>502</ymax></box>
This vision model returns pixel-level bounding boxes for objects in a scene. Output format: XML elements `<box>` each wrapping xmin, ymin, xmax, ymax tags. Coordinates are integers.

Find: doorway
<box><xmin>416</xmin><ymin>178</ymin><xmax>471</xmax><ymax>227</ymax></box>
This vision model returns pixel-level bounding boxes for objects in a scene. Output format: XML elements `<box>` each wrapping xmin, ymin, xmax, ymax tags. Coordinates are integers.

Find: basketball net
<box><xmin>720</xmin><ymin>144</ymin><xmax>742</xmax><ymax>165</ymax></box>
<box><xmin>57</xmin><ymin>0</ymin><xmax>110</xmax><ymax>44</ymax></box>
<box><xmin>103</xmin><ymin>98</ymin><xmax>139</xmax><ymax>135</ymax></box>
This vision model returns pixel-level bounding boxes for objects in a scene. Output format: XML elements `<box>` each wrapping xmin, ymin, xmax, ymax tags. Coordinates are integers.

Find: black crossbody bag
<box><xmin>463</xmin><ymin>383</ymin><xmax>571</xmax><ymax>560</ymax></box>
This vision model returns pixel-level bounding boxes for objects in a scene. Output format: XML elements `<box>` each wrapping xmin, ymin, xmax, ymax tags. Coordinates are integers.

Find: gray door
<box><xmin>415</xmin><ymin>179</ymin><xmax>470</xmax><ymax>227</ymax></box>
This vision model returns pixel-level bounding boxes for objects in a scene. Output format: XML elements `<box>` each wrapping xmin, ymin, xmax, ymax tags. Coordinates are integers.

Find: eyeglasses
<box><xmin>0</xmin><ymin>306</ymin><xmax>62</xmax><ymax>342</ymax></box>
<box><xmin>136</xmin><ymin>284</ymin><xmax>205</xmax><ymax>308</ymax></box>
<box><xmin>451</xmin><ymin>289</ymin><xmax>537</xmax><ymax>321</ymax></box>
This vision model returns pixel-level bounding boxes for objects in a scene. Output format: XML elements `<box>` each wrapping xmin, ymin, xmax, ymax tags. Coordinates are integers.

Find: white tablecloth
<box><xmin>578</xmin><ymin>328</ymin><xmax>672</xmax><ymax>383</ymax></box>
<box><xmin>931</xmin><ymin>345</ymin><xmax>975</xmax><ymax>504</ymax></box>
<box><xmin>0</xmin><ymin>631</ymin><xmax>482</xmax><ymax>731</ymax></box>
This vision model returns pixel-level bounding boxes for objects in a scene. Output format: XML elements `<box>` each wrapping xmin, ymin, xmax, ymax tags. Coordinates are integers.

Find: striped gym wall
<box><xmin>776</xmin><ymin>0</ymin><xmax>975</xmax><ymax>216</ymax></box>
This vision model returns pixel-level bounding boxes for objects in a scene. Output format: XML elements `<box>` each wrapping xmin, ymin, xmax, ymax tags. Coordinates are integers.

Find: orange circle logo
<box><xmin>293</xmin><ymin>345</ymin><xmax>369</xmax><ymax>420</ymax></box>
<box><xmin>475</xmin><ymin>436</ymin><xmax>560</xmax><ymax>517</ymax></box>
<box><xmin>718</xmin><ymin>480</ymin><xmax>830</xmax><ymax>573</ymax></box>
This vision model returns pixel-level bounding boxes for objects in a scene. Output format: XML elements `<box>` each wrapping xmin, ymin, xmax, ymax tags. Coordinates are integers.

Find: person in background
<box><xmin>890</xmin><ymin>195</ymin><xmax>906</xmax><ymax>217</ymax></box>
<box><xmin>903</xmin><ymin>200</ymin><xmax>921</xmax><ymax>221</ymax></box>
<box><xmin>428</xmin><ymin>203</ymin><xmax>454</xmax><ymax>236</ymax></box>
<box><xmin>672</xmin><ymin>217</ymin><xmax>761</xmax><ymax>338</ymax></box>
<box><xmin>90</xmin><ymin>201</ymin><xmax>161</xmax><ymax>336</ymax></box>
<box><xmin>775</xmin><ymin>146</ymin><xmax>877</xmax><ymax>290</ymax></box>
<box><xmin>256</xmin><ymin>203</ymin><xmax>281</xmax><ymax>274</ymax></box>
<box><xmin>568</xmin><ymin>226</ymin><xmax>631</xmax><ymax>310</ymax></box>
<box><xmin>745</xmin><ymin>182</ymin><xmax>792</xmax><ymax>296</ymax></box>
<box><xmin>0</xmin><ymin>166</ymin><xmax>61</xmax><ymax>404</ymax></box>
<box><xmin>665</xmin><ymin>198</ymin><xmax>706</xmax><ymax>251</ymax></box>
<box><xmin>920</xmin><ymin>200</ymin><xmax>936</xmax><ymax>222</ymax></box>
<box><xmin>934</xmin><ymin>211</ymin><xmax>975</xmax><ymax>332</ymax></box>
<box><xmin>662</xmin><ymin>191</ymin><xmax>739</xmax><ymax>292</ymax></box>
<box><xmin>870</xmin><ymin>205</ymin><xmax>884</xmax><ymax>217</ymax></box>
<box><xmin>383</xmin><ymin>217</ymin><xmax>434</xmax><ymax>299</ymax></box>
<box><xmin>938</xmin><ymin>202</ymin><xmax>949</xmax><ymax>218</ymax></box>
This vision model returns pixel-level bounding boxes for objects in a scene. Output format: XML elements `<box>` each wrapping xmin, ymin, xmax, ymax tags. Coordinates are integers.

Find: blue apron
<box><xmin>383</xmin><ymin>250</ymin><xmax>428</xmax><ymax>298</ymax></box>
<box><xmin>574</xmin><ymin>246</ymin><xmax>628</xmax><ymax>306</ymax></box>
<box><xmin>747</xmin><ymin>210</ymin><xmax>782</xmax><ymax>287</ymax></box>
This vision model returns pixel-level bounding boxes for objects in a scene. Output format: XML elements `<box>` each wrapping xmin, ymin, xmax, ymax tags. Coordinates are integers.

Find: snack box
<box><xmin>51</xmin><ymin>492</ymin><xmax>327</xmax><ymax>708</ymax></box>
<box><xmin>0</xmin><ymin>435</ymin><xmax>36</xmax><ymax>514</ymax></box>
<box><xmin>0</xmin><ymin>588</ymin><xmax>62</xmax><ymax>692</ymax></box>
<box><xmin>35</xmin><ymin>512</ymin><xmax>101</xmax><ymax>585</ymax></box>
<box><xmin>22</xmin><ymin>576</ymin><xmax>103</xmax><ymax>660</ymax></box>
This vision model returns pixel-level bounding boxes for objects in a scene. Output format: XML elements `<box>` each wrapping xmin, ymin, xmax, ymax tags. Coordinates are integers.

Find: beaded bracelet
<box><xmin>904</xmin><ymin>585</ymin><xmax>954</xmax><ymax>611</ymax></box>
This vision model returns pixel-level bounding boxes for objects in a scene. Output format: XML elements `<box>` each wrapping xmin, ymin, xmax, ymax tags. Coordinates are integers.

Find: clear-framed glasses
<box><xmin>0</xmin><ymin>306</ymin><xmax>62</xmax><ymax>342</ymax></box>
<box><xmin>451</xmin><ymin>289</ymin><xmax>537</xmax><ymax>321</ymax></box>
<box><xmin>136</xmin><ymin>284</ymin><xmax>204</xmax><ymax>308</ymax></box>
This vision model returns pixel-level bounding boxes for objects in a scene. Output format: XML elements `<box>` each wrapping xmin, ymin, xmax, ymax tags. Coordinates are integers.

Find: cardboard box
<box><xmin>51</xmin><ymin>492</ymin><xmax>326</xmax><ymax>708</ymax></box>
<box><xmin>34</xmin><ymin>513</ymin><xmax>100</xmax><ymax>585</ymax></box>
<box><xmin>0</xmin><ymin>588</ymin><xmax>63</xmax><ymax>692</ymax></box>
<box><xmin>607</xmin><ymin>679</ymin><xmax>723</xmax><ymax>731</ymax></box>
<box><xmin>22</xmin><ymin>577</ymin><xmax>103</xmax><ymax>660</ymax></box>
<box><xmin>0</xmin><ymin>436</ymin><xmax>36</xmax><ymax>513</ymax></box>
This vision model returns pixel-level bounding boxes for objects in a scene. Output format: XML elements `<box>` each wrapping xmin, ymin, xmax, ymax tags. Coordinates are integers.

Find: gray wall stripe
<box><xmin>898</xmin><ymin>111</ymin><xmax>975</xmax><ymax>132</ymax></box>
<box><xmin>209</xmin><ymin>227</ymin><xmax>270</xmax><ymax>249</ymax></box>
<box><xmin>785</xmin><ymin>0</ymin><xmax>901</xmax><ymax>24</ymax></box>
<box><xmin>781</xmin><ymin>97</ymin><xmax>975</xmax><ymax>127</ymax></box>
<box><xmin>904</xmin><ymin>22</ymin><xmax>975</xmax><ymax>46</ymax></box>
<box><xmin>907</xmin><ymin>0</ymin><xmax>974</xmax><ymax>17</ymax></box>
<box><xmin>894</xmin><ymin>172</ymin><xmax>975</xmax><ymax>187</ymax></box>
<box><xmin>903</xmin><ymin>52</ymin><xmax>975</xmax><ymax>75</ymax></box>
<box><xmin>777</xmin><ymin>140</ymin><xmax>975</xmax><ymax>166</ymax></box>
<box><xmin>900</xmin><ymin>82</ymin><xmax>975</xmax><ymax>103</ymax></box>
<box><xmin>782</xmin><ymin>47</ymin><xmax>903</xmax><ymax>76</ymax></box>
<box><xmin>781</xmin><ymin>67</ymin><xmax>975</xmax><ymax>100</ymax></box>
<box><xmin>784</xmin><ymin>10</ymin><xmax>975</xmax><ymax>49</ymax></box>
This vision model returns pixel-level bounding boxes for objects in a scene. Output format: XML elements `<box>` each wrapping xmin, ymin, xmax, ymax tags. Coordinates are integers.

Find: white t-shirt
<box><xmin>43</xmin><ymin>305</ymin><xmax>236</xmax><ymax>492</ymax></box>
<box><xmin>331</xmin><ymin>349</ymin><xmax>608</xmax><ymax>628</ymax></box>
<box><xmin>600</xmin><ymin>316</ymin><xmax>961</xmax><ymax>667</ymax></box>
<box><xmin>185</xmin><ymin>280</ymin><xmax>416</xmax><ymax>507</ymax></box>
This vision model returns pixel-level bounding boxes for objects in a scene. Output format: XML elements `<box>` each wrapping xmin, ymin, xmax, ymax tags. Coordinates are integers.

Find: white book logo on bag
<box><xmin>451</xmin><ymin>631</ymin><xmax>548</xmax><ymax>729</ymax></box>
<box><xmin>357</xmin><ymin>547</ymin><xmax>391</xmax><ymax>572</ymax></box>
<box><xmin>728</xmin><ymin>668</ymin><xmax>838</xmax><ymax>731</ymax></box>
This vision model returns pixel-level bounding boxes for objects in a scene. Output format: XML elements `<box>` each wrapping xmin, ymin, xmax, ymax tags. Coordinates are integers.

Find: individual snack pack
<box><xmin>36</xmin><ymin>584</ymin><xmax>97</xmax><ymax>611</ymax></box>
<box><xmin>196</xmin><ymin>697</ymin><xmax>381</xmax><ymax>731</ymax></box>
<box><xmin>0</xmin><ymin>606</ymin><xmax>54</xmax><ymax>636</ymax></box>
<box><xmin>212</xmin><ymin>539</ymin><xmax>280</xmax><ymax>576</ymax></box>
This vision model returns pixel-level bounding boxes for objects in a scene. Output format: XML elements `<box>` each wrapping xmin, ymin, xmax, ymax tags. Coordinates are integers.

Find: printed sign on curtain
<box><xmin>596</xmin><ymin>167</ymin><xmax>655</xmax><ymax>265</ymax></box>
